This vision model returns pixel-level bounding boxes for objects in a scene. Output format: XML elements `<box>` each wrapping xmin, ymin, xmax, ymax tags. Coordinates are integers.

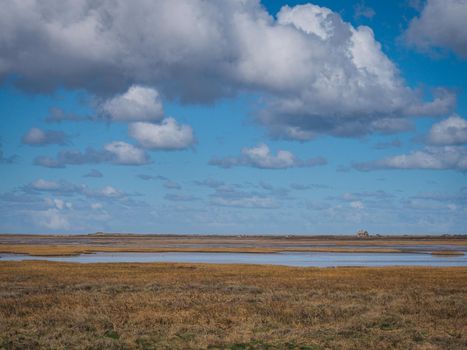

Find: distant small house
<box><xmin>357</xmin><ymin>230</ymin><xmax>370</xmax><ymax>238</ymax></box>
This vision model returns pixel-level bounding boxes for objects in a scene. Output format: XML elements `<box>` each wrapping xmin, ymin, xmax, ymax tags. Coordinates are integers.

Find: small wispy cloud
<box><xmin>210</xmin><ymin>144</ymin><xmax>326</xmax><ymax>170</ymax></box>
<box><xmin>22</xmin><ymin>127</ymin><xmax>69</xmax><ymax>146</ymax></box>
<box><xmin>34</xmin><ymin>142</ymin><xmax>150</xmax><ymax>168</ymax></box>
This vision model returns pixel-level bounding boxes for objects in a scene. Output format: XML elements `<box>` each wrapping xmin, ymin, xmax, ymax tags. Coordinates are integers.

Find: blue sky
<box><xmin>0</xmin><ymin>0</ymin><xmax>466</xmax><ymax>234</ymax></box>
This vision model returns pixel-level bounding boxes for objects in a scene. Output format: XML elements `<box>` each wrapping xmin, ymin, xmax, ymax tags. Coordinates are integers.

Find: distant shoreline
<box><xmin>1</xmin><ymin>233</ymin><xmax>465</xmax><ymax>257</ymax></box>
<box><xmin>1</xmin><ymin>232</ymin><xmax>467</xmax><ymax>239</ymax></box>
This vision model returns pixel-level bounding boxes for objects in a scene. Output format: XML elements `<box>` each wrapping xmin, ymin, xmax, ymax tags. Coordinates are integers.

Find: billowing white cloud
<box><xmin>0</xmin><ymin>0</ymin><xmax>454</xmax><ymax>139</ymax></box>
<box><xmin>354</xmin><ymin>146</ymin><xmax>467</xmax><ymax>171</ymax></box>
<box><xmin>33</xmin><ymin>208</ymin><xmax>70</xmax><ymax>230</ymax></box>
<box><xmin>104</xmin><ymin>141</ymin><xmax>150</xmax><ymax>165</ymax></box>
<box><xmin>353</xmin><ymin>113</ymin><xmax>467</xmax><ymax>171</ymax></box>
<box><xmin>405</xmin><ymin>0</ymin><xmax>467</xmax><ymax>58</ymax></box>
<box><xmin>427</xmin><ymin>115</ymin><xmax>467</xmax><ymax>145</ymax></box>
<box><xmin>210</xmin><ymin>143</ymin><xmax>326</xmax><ymax>169</ymax></box>
<box><xmin>22</xmin><ymin>127</ymin><xmax>68</xmax><ymax>146</ymax></box>
<box><xmin>33</xmin><ymin>196</ymin><xmax>73</xmax><ymax>230</ymax></box>
<box><xmin>242</xmin><ymin>144</ymin><xmax>297</xmax><ymax>169</ymax></box>
<box><xmin>257</xmin><ymin>4</ymin><xmax>455</xmax><ymax>138</ymax></box>
<box><xmin>45</xmin><ymin>197</ymin><xmax>72</xmax><ymax>210</ymax></box>
<box><xmin>129</xmin><ymin>118</ymin><xmax>195</xmax><ymax>150</ymax></box>
<box><xmin>101</xmin><ymin>85</ymin><xmax>164</xmax><ymax>122</ymax></box>
<box><xmin>0</xmin><ymin>178</ymin><xmax>154</xmax><ymax>233</ymax></box>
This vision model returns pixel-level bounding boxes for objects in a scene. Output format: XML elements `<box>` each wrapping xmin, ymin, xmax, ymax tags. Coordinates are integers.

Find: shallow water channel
<box><xmin>1</xmin><ymin>251</ymin><xmax>466</xmax><ymax>267</ymax></box>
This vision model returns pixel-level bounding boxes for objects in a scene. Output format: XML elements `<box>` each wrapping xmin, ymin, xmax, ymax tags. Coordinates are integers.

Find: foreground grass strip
<box><xmin>0</xmin><ymin>262</ymin><xmax>466</xmax><ymax>349</ymax></box>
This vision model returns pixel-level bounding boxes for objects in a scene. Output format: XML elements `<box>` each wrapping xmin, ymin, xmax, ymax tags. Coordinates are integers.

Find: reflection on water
<box><xmin>1</xmin><ymin>251</ymin><xmax>466</xmax><ymax>267</ymax></box>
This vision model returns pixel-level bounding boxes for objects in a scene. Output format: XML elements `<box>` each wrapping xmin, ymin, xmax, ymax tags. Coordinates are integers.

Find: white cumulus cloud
<box><xmin>101</xmin><ymin>85</ymin><xmax>164</xmax><ymax>122</ymax></box>
<box><xmin>405</xmin><ymin>0</ymin><xmax>467</xmax><ymax>59</ymax></box>
<box><xmin>0</xmin><ymin>0</ymin><xmax>455</xmax><ymax>139</ymax></box>
<box><xmin>129</xmin><ymin>118</ymin><xmax>195</xmax><ymax>150</ymax></box>
<box><xmin>243</xmin><ymin>144</ymin><xmax>297</xmax><ymax>169</ymax></box>
<box><xmin>210</xmin><ymin>143</ymin><xmax>326</xmax><ymax>169</ymax></box>
<box><xmin>427</xmin><ymin>114</ymin><xmax>467</xmax><ymax>145</ymax></box>
<box><xmin>34</xmin><ymin>209</ymin><xmax>70</xmax><ymax>230</ymax></box>
<box><xmin>354</xmin><ymin>146</ymin><xmax>467</xmax><ymax>171</ymax></box>
<box><xmin>104</xmin><ymin>141</ymin><xmax>150</xmax><ymax>165</ymax></box>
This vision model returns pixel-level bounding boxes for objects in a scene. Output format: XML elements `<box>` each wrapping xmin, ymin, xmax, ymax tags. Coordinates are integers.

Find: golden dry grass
<box><xmin>0</xmin><ymin>261</ymin><xmax>466</xmax><ymax>349</ymax></box>
<box><xmin>431</xmin><ymin>251</ymin><xmax>465</xmax><ymax>256</ymax></box>
<box><xmin>1</xmin><ymin>234</ymin><xmax>466</xmax><ymax>258</ymax></box>
<box><xmin>0</xmin><ymin>244</ymin><xmax>405</xmax><ymax>256</ymax></box>
<box><xmin>2</xmin><ymin>234</ymin><xmax>467</xmax><ymax>247</ymax></box>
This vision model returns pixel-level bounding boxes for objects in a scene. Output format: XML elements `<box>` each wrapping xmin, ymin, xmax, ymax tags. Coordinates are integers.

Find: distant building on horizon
<box><xmin>356</xmin><ymin>230</ymin><xmax>370</xmax><ymax>238</ymax></box>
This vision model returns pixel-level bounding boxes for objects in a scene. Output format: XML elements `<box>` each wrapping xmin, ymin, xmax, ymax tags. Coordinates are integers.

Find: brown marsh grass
<box><xmin>1</xmin><ymin>234</ymin><xmax>467</xmax><ymax>248</ymax></box>
<box><xmin>0</xmin><ymin>234</ymin><xmax>467</xmax><ymax>256</ymax></box>
<box><xmin>0</xmin><ymin>244</ymin><xmax>405</xmax><ymax>256</ymax></box>
<box><xmin>1</xmin><ymin>234</ymin><xmax>465</xmax><ymax>258</ymax></box>
<box><xmin>431</xmin><ymin>251</ymin><xmax>465</xmax><ymax>256</ymax></box>
<box><xmin>0</xmin><ymin>261</ymin><xmax>465</xmax><ymax>349</ymax></box>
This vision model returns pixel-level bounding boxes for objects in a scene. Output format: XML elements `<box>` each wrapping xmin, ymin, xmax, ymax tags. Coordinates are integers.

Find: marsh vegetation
<box><xmin>1</xmin><ymin>234</ymin><xmax>465</xmax><ymax>257</ymax></box>
<box><xmin>0</xmin><ymin>262</ymin><xmax>465</xmax><ymax>349</ymax></box>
